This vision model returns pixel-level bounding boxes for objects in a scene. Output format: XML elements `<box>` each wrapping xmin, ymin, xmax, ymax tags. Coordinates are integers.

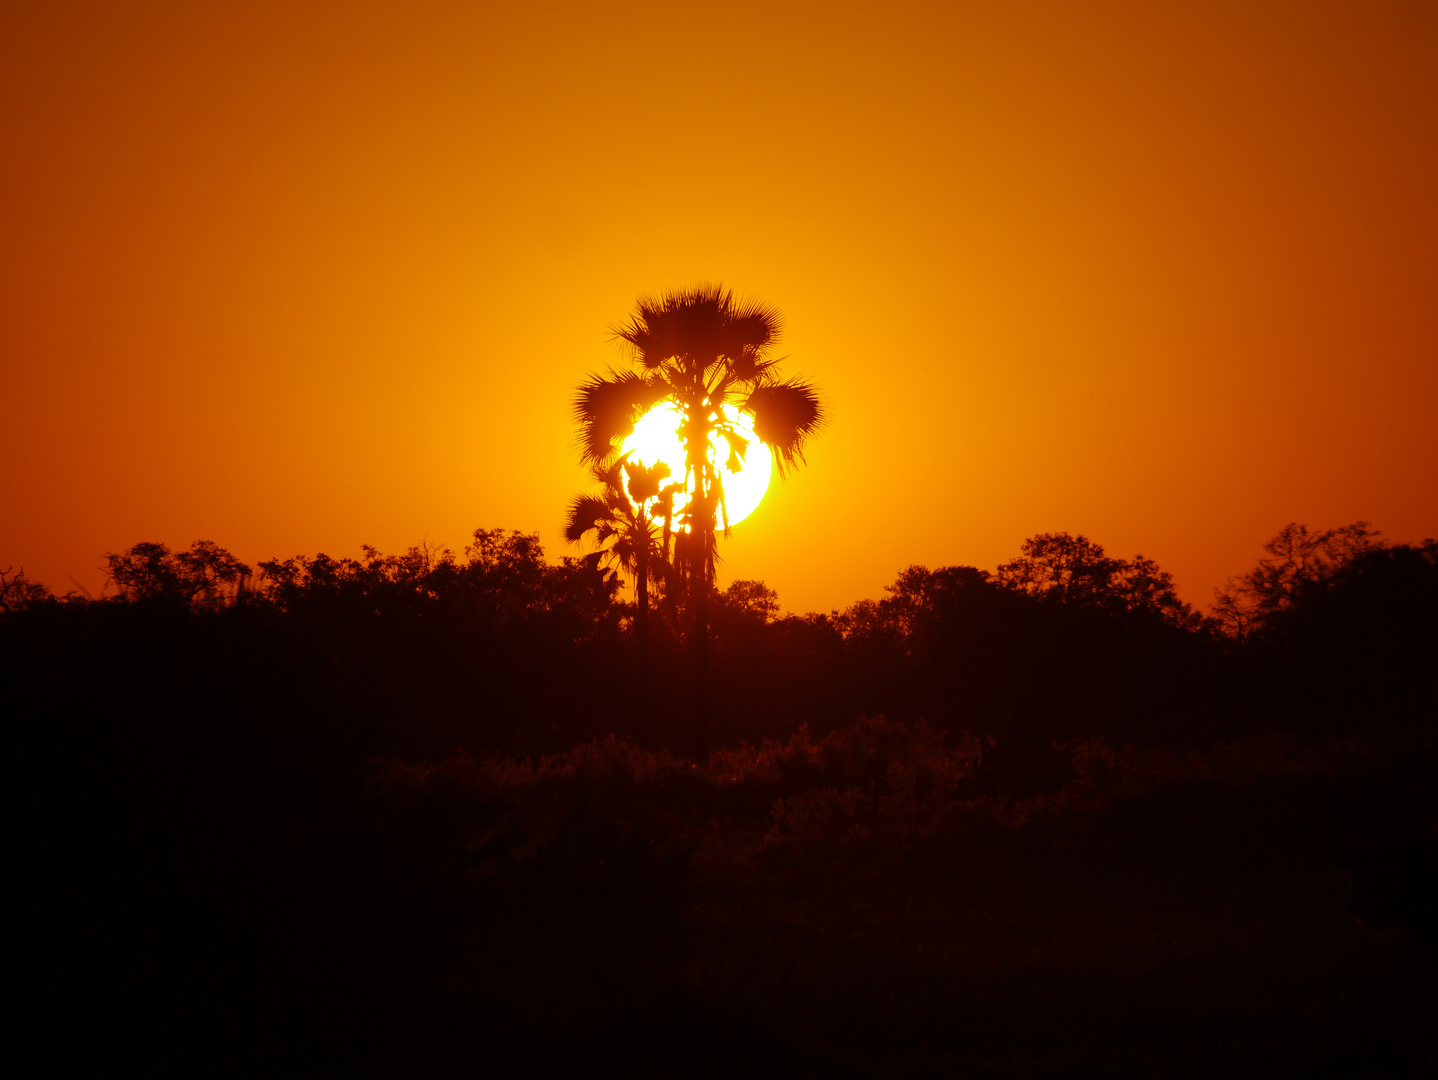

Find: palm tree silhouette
<box><xmin>564</xmin><ymin>453</ymin><xmax>677</xmax><ymax>659</ymax></box>
<box><xmin>573</xmin><ymin>284</ymin><xmax>824</xmax><ymax>752</ymax></box>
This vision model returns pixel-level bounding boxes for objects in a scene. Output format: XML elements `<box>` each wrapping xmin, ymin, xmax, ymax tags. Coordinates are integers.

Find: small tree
<box><xmin>715</xmin><ymin>579</ymin><xmax>781</xmax><ymax>623</ymax></box>
<box><xmin>0</xmin><ymin>566</ymin><xmax>52</xmax><ymax>614</ymax></box>
<box><xmin>996</xmin><ymin>532</ymin><xmax>1199</xmax><ymax>628</ymax></box>
<box><xmin>564</xmin><ymin>454</ymin><xmax>677</xmax><ymax>658</ymax></box>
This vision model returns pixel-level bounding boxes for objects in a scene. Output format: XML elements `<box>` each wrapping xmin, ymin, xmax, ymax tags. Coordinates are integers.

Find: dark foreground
<box><xmin>10</xmin><ymin>528</ymin><xmax>1436</xmax><ymax>1074</ymax></box>
<box><xmin>21</xmin><ymin>715</ymin><xmax>1435</xmax><ymax>1078</ymax></box>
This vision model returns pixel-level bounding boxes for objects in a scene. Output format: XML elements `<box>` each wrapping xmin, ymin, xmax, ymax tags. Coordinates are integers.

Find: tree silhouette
<box><xmin>1212</xmin><ymin>522</ymin><xmax>1385</xmax><ymax>638</ymax></box>
<box><xmin>0</xmin><ymin>566</ymin><xmax>52</xmax><ymax>613</ymax></box>
<box><xmin>996</xmin><ymin>531</ymin><xmax>1202</xmax><ymax>628</ymax></box>
<box><xmin>104</xmin><ymin>540</ymin><xmax>252</xmax><ymax>608</ymax></box>
<box><xmin>564</xmin><ymin>454</ymin><xmax>677</xmax><ymax>660</ymax></box>
<box><xmin>573</xmin><ymin>285</ymin><xmax>824</xmax><ymax>751</ymax></box>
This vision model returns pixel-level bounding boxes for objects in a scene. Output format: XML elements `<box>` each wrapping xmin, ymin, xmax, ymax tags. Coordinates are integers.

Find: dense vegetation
<box><xmin>8</xmin><ymin>524</ymin><xmax>1435</xmax><ymax>1075</ymax></box>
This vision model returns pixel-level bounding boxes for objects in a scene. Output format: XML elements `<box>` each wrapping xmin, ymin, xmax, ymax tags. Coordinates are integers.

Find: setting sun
<box><xmin>621</xmin><ymin>402</ymin><xmax>772</xmax><ymax>528</ymax></box>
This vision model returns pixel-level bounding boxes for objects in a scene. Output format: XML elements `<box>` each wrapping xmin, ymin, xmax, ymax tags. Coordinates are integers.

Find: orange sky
<box><xmin>4</xmin><ymin>0</ymin><xmax>1436</xmax><ymax>615</ymax></box>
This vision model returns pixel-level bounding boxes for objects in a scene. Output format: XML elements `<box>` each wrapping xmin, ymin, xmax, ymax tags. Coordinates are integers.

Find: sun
<box><xmin>621</xmin><ymin>402</ymin><xmax>772</xmax><ymax>526</ymax></box>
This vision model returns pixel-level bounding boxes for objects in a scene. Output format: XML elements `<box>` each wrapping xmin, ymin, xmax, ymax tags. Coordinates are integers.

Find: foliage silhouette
<box><xmin>1213</xmin><ymin>522</ymin><xmax>1387</xmax><ymax>638</ymax></box>
<box><xmin>0</xmin><ymin>565</ymin><xmax>51</xmax><ymax>612</ymax></box>
<box><xmin>1224</xmin><ymin>529</ymin><xmax>1438</xmax><ymax>733</ymax></box>
<box><xmin>996</xmin><ymin>531</ymin><xmax>1206</xmax><ymax>629</ymax></box>
<box><xmin>104</xmin><ymin>539</ymin><xmax>252</xmax><ymax>607</ymax></box>
<box><xmin>564</xmin><ymin>454</ymin><xmax>677</xmax><ymax>662</ymax></box>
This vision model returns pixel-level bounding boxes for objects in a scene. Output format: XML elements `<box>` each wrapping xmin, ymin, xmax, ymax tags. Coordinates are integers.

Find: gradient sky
<box><xmin>4</xmin><ymin>0</ymin><xmax>1436</xmax><ymax>615</ymax></box>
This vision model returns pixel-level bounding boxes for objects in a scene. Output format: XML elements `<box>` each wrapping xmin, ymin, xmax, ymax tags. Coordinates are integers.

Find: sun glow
<box><xmin>621</xmin><ymin>402</ymin><xmax>772</xmax><ymax>527</ymax></box>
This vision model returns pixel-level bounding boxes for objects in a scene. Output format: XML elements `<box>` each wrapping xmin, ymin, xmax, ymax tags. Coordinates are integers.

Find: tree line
<box><xmin>6</xmin><ymin>521</ymin><xmax>1433</xmax><ymax>769</ymax></box>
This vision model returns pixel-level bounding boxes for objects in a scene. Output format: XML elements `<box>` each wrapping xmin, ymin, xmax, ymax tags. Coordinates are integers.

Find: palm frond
<box><xmin>744</xmin><ymin>378</ymin><xmax>825</xmax><ymax>477</ymax></box>
<box><xmin>713</xmin><ymin>469</ymin><xmax>732</xmax><ymax>537</ymax></box>
<box><xmin>623</xmin><ymin>458</ymin><xmax>672</xmax><ymax>504</ymax></box>
<box><xmin>590</xmin><ymin>456</ymin><xmax>629</xmax><ymax>499</ymax></box>
<box><xmin>564</xmin><ymin>494</ymin><xmax>614</xmax><ymax>542</ymax></box>
<box><xmin>613</xmin><ymin>283</ymin><xmax>740</xmax><ymax>372</ymax></box>
<box><xmin>572</xmin><ymin>369</ymin><xmax>665</xmax><ymax>463</ymax></box>
<box><xmin>728</xmin><ymin>352</ymin><xmax>779</xmax><ymax>385</ymax></box>
<box><xmin>719</xmin><ymin>426</ymin><xmax>749</xmax><ymax>472</ymax></box>
<box><xmin>722</xmin><ymin>300</ymin><xmax>782</xmax><ymax>360</ymax></box>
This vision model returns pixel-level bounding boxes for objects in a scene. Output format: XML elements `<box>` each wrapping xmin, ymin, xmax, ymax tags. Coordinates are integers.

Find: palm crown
<box><xmin>573</xmin><ymin>285</ymin><xmax>823</xmax><ymax>592</ymax></box>
<box><xmin>564</xmin><ymin>455</ymin><xmax>675</xmax><ymax>590</ymax></box>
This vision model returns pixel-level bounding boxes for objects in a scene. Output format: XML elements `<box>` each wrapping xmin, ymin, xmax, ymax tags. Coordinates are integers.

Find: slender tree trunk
<box><xmin>693</xmin><ymin>564</ymin><xmax>709</xmax><ymax>759</ymax></box>
<box><xmin>635</xmin><ymin>516</ymin><xmax>649</xmax><ymax>660</ymax></box>
<box><xmin>691</xmin><ymin>486</ymin><xmax>714</xmax><ymax>761</ymax></box>
<box><xmin>683</xmin><ymin>417</ymin><xmax>714</xmax><ymax>760</ymax></box>
<box><xmin>634</xmin><ymin>512</ymin><xmax>651</xmax><ymax>735</ymax></box>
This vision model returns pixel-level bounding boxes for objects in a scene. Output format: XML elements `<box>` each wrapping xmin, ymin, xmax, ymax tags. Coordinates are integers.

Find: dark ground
<box><xmin>11</xmin><ymin>532</ymin><xmax>1436</xmax><ymax>1075</ymax></box>
<box><xmin>22</xmin><ymin>716</ymin><xmax>1434</xmax><ymax>1078</ymax></box>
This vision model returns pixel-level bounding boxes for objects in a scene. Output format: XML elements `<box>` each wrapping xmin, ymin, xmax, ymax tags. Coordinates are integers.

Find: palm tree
<box><xmin>573</xmin><ymin>284</ymin><xmax>824</xmax><ymax>751</ymax></box>
<box><xmin>563</xmin><ymin>453</ymin><xmax>677</xmax><ymax>656</ymax></box>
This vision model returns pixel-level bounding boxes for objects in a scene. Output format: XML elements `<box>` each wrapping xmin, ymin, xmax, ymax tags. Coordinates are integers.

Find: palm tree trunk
<box><xmin>693</xmin><ymin>566</ymin><xmax>709</xmax><ymax>759</ymax></box>
<box><xmin>635</xmin><ymin>516</ymin><xmax>649</xmax><ymax>660</ymax></box>
<box><xmin>690</xmin><ymin>482</ymin><xmax>714</xmax><ymax>760</ymax></box>
<box><xmin>634</xmin><ymin>514</ymin><xmax>652</xmax><ymax>734</ymax></box>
